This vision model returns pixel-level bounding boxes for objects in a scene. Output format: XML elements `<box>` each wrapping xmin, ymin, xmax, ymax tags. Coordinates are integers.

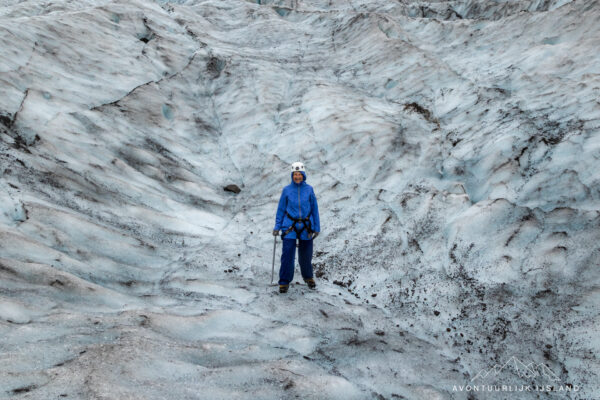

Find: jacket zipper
<box><xmin>298</xmin><ymin>185</ymin><xmax>301</xmax><ymax>219</ymax></box>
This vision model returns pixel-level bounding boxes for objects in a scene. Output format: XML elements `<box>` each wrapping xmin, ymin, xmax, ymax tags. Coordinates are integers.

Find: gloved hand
<box><xmin>311</xmin><ymin>232</ymin><xmax>319</xmax><ymax>239</ymax></box>
<box><xmin>272</xmin><ymin>230</ymin><xmax>280</xmax><ymax>236</ymax></box>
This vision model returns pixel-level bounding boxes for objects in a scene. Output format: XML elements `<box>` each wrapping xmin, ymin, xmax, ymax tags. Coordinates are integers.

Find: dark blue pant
<box><xmin>279</xmin><ymin>239</ymin><xmax>313</xmax><ymax>286</ymax></box>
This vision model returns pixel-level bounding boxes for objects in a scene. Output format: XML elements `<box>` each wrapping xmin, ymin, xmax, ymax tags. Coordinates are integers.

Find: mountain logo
<box><xmin>471</xmin><ymin>356</ymin><xmax>560</xmax><ymax>383</ymax></box>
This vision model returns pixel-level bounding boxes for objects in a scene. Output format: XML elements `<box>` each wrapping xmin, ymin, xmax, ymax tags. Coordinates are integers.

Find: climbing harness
<box><xmin>281</xmin><ymin>211</ymin><xmax>313</xmax><ymax>241</ymax></box>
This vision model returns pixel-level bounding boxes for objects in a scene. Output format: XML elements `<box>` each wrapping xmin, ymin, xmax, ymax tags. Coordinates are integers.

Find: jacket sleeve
<box><xmin>274</xmin><ymin>188</ymin><xmax>287</xmax><ymax>231</ymax></box>
<box><xmin>310</xmin><ymin>188</ymin><xmax>320</xmax><ymax>232</ymax></box>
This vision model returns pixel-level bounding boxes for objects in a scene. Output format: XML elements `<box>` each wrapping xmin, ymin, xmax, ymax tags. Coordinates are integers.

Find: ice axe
<box><xmin>271</xmin><ymin>235</ymin><xmax>277</xmax><ymax>285</ymax></box>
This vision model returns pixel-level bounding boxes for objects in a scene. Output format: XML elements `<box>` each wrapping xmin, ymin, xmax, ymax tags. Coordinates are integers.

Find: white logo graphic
<box><xmin>472</xmin><ymin>356</ymin><xmax>560</xmax><ymax>383</ymax></box>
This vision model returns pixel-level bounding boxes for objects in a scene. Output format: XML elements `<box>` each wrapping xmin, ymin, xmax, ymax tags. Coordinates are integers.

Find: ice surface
<box><xmin>0</xmin><ymin>0</ymin><xmax>599</xmax><ymax>398</ymax></box>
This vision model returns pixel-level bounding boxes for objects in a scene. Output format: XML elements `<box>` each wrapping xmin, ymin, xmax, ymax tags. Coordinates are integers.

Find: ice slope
<box><xmin>0</xmin><ymin>0</ymin><xmax>599</xmax><ymax>398</ymax></box>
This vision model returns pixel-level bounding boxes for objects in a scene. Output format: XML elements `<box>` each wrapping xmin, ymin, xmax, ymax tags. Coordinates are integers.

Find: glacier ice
<box><xmin>1</xmin><ymin>0</ymin><xmax>599</xmax><ymax>398</ymax></box>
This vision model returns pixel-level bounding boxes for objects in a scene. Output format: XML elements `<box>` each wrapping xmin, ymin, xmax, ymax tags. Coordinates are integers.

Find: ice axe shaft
<box><xmin>271</xmin><ymin>235</ymin><xmax>277</xmax><ymax>285</ymax></box>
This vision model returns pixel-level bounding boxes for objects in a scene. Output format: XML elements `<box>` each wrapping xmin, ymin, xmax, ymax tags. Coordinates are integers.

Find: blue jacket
<box><xmin>274</xmin><ymin>171</ymin><xmax>320</xmax><ymax>240</ymax></box>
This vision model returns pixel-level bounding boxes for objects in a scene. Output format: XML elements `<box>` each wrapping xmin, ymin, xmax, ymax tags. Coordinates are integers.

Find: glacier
<box><xmin>0</xmin><ymin>0</ymin><xmax>599</xmax><ymax>398</ymax></box>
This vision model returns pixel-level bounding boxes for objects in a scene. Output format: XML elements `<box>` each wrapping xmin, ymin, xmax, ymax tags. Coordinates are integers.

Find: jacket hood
<box><xmin>290</xmin><ymin>170</ymin><xmax>307</xmax><ymax>185</ymax></box>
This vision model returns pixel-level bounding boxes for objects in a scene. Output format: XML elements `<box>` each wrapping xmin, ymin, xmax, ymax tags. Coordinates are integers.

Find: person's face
<box><xmin>293</xmin><ymin>171</ymin><xmax>303</xmax><ymax>183</ymax></box>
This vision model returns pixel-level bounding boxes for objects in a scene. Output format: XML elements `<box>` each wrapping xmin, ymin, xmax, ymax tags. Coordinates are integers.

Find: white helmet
<box><xmin>291</xmin><ymin>162</ymin><xmax>305</xmax><ymax>172</ymax></box>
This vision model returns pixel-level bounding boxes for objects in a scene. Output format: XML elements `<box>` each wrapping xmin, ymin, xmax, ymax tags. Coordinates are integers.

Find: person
<box><xmin>272</xmin><ymin>162</ymin><xmax>320</xmax><ymax>293</ymax></box>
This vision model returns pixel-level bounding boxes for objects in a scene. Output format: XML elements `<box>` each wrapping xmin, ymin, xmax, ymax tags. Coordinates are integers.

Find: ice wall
<box><xmin>1</xmin><ymin>0</ymin><xmax>598</xmax><ymax>398</ymax></box>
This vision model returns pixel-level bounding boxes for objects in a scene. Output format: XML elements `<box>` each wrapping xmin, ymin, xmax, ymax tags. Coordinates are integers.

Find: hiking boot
<box><xmin>304</xmin><ymin>278</ymin><xmax>316</xmax><ymax>289</ymax></box>
<box><xmin>279</xmin><ymin>285</ymin><xmax>289</xmax><ymax>293</ymax></box>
